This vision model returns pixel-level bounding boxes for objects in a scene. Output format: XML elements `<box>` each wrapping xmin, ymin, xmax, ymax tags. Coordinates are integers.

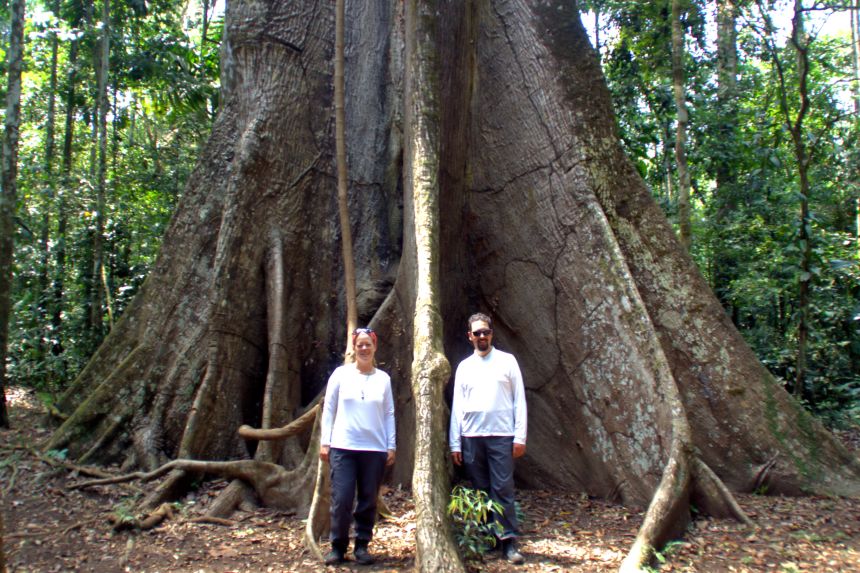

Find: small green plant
<box><xmin>642</xmin><ymin>540</ymin><xmax>686</xmax><ymax>572</ymax></box>
<box><xmin>45</xmin><ymin>448</ymin><xmax>68</xmax><ymax>461</ymax></box>
<box><xmin>112</xmin><ymin>498</ymin><xmax>139</xmax><ymax>527</ymax></box>
<box><xmin>448</xmin><ymin>485</ymin><xmax>504</xmax><ymax>561</ymax></box>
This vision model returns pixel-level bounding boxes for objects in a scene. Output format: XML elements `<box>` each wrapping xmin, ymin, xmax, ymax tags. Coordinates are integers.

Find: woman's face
<box><xmin>354</xmin><ymin>333</ymin><xmax>376</xmax><ymax>363</ymax></box>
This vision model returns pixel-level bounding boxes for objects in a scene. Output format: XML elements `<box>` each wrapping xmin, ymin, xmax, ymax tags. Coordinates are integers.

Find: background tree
<box><xmin>672</xmin><ymin>0</ymin><xmax>693</xmax><ymax>249</ymax></box>
<box><xmin>0</xmin><ymin>0</ymin><xmax>27</xmax><ymax>429</ymax></box>
<box><xmin>7</xmin><ymin>0</ymin><xmax>221</xmax><ymax>394</ymax></box>
<box><xmin>590</xmin><ymin>0</ymin><xmax>860</xmax><ymax>423</ymax></box>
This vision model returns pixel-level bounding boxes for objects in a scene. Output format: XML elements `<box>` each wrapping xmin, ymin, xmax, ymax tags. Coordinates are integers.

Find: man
<box><xmin>449</xmin><ymin>312</ymin><xmax>527</xmax><ymax>564</ymax></box>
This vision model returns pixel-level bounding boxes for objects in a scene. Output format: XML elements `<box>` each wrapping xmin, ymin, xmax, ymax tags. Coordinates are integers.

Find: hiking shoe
<box><xmin>324</xmin><ymin>547</ymin><xmax>345</xmax><ymax>566</ymax></box>
<box><xmin>502</xmin><ymin>538</ymin><xmax>525</xmax><ymax>565</ymax></box>
<box><xmin>353</xmin><ymin>543</ymin><xmax>375</xmax><ymax>565</ymax></box>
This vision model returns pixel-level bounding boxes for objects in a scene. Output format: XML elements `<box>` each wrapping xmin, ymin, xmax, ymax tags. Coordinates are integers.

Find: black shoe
<box><xmin>502</xmin><ymin>538</ymin><xmax>525</xmax><ymax>565</ymax></box>
<box><xmin>324</xmin><ymin>547</ymin><xmax>345</xmax><ymax>566</ymax></box>
<box><xmin>353</xmin><ymin>542</ymin><xmax>375</xmax><ymax>565</ymax></box>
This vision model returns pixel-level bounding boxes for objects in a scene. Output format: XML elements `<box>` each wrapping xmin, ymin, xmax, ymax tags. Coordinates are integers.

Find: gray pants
<box><xmin>462</xmin><ymin>435</ymin><xmax>519</xmax><ymax>539</ymax></box>
<box><xmin>329</xmin><ymin>448</ymin><xmax>387</xmax><ymax>550</ymax></box>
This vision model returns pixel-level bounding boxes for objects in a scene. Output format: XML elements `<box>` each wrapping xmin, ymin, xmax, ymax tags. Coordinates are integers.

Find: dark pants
<box><xmin>329</xmin><ymin>448</ymin><xmax>388</xmax><ymax>550</ymax></box>
<box><xmin>462</xmin><ymin>436</ymin><xmax>519</xmax><ymax>539</ymax></box>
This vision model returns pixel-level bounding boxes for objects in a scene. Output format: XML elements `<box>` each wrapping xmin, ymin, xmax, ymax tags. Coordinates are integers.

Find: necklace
<box><xmin>358</xmin><ymin>367</ymin><xmax>373</xmax><ymax>400</ymax></box>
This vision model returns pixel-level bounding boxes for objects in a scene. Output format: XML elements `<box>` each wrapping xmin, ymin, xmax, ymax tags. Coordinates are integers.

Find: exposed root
<box><xmin>238</xmin><ymin>403</ymin><xmax>319</xmax><ymax>441</ymax></box>
<box><xmin>78</xmin><ymin>409</ymin><xmax>131</xmax><ymax>465</ymax></box>
<box><xmin>189</xmin><ymin>516</ymin><xmax>237</xmax><ymax>527</ymax></box>
<box><xmin>303</xmin><ymin>456</ymin><xmax>329</xmax><ymax>561</ymax></box>
<box><xmin>692</xmin><ymin>457</ymin><xmax>754</xmax><ymax>526</ymax></box>
<box><xmin>620</xmin><ymin>445</ymin><xmax>754</xmax><ymax>572</ymax></box>
<box><xmin>620</xmin><ymin>440</ymin><xmax>692</xmax><ymax>573</ymax></box>
<box><xmin>139</xmin><ymin>503</ymin><xmax>175</xmax><ymax>530</ymax></box>
<box><xmin>45</xmin><ymin>344</ymin><xmax>146</xmax><ymax>455</ymax></box>
<box><xmin>139</xmin><ymin>468</ymin><xmax>191</xmax><ymax>512</ymax></box>
<box><xmin>205</xmin><ymin>480</ymin><xmax>254</xmax><ymax>519</ymax></box>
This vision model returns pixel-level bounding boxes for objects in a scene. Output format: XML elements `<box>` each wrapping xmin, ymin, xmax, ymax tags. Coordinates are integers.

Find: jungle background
<box><xmin>0</xmin><ymin>0</ymin><xmax>859</xmax><ymax>571</ymax></box>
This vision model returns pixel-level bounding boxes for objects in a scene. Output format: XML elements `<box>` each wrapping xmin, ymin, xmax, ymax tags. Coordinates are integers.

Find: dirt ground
<box><xmin>2</xmin><ymin>386</ymin><xmax>860</xmax><ymax>572</ymax></box>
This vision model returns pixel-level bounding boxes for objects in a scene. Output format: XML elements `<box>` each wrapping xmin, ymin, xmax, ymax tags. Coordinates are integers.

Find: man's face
<box><xmin>468</xmin><ymin>320</ymin><xmax>493</xmax><ymax>354</ymax></box>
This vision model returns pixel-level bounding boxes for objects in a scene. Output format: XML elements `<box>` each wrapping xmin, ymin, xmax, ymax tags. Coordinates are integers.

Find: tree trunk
<box><xmin>0</xmin><ymin>0</ymin><xmax>26</xmax><ymax>429</ymax></box>
<box><xmin>713</xmin><ymin>0</ymin><xmax>739</xmax><ymax>320</ymax></box>
<box><xmin>788</xmin><ymin>0</ymin><xmax>812</xmax><ymax>400</ymax></box>
<box><xmin>672</xmin><ymin>0</ymin><xmax>692</xmax><ymax>250</ymax></box>
<box><xmin>404</xmin><ymin>0</ymin><xmax>462</xmax><ymax>569</ymax></box>
<box><xmin>334</xmin><ymin>0</ymin><xmax>357</xmax><ymax>352</ymax></box>
<box><xmin>0</xmin><ymin>507</ymin><xmax>6</xmax><ymax>573</ymax></box>
<box><xmin>90</xmin><ymin>0</ymin><xmax>110</xmax><ymax>343</ymax></box>
<box><xmin>53</xmin><ymin>37</ymin><xmax>79</xmax><ymax>368</ymax></box>
<box><xmin>46</xmin><ymin>1</ymin><xmax>860</xmax><ymax>571</ymax></box>
<box><xmin>37</xmin><ymin>0</ymin><xmax>60</xmax><ymax>374</ymax></box>
<box><xmin>851</xmin><ymin>0</ymin><xmax>859</xmax><ymax>115</ymax></box>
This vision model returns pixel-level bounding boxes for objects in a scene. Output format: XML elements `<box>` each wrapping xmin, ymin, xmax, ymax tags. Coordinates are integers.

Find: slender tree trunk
<box><xmin>1</xmin><ymin>507</ymin><xmax>6</xmax><ymax>573</ymax></box>
<box><xmin>713</xmin><ymin>0</ymin><xmax>739</xmax><ymax>320</ymax></box>
<box><xmin>54</xmin><ymin>39</ymin><xmax>79</xmax><ymax>366</ymax></box>
<box><xmin>37</xmin><ymin>0</ymin><xmax>60</xmax><ymax>378</ymax></box>
<box><xmin>756</xmin><ymin>0</ymin><xmax>814</xmax><ymax>399</ymax></box>
<box><xmin>334</xmin><ymin>0</ymin><xmax>357</xmax><ymax>353</ymax></box>
<box><xmin>0</xmin><ymin>0</ymin><xmax>26</xmax><ymax>429</ymax></box>
<box><xmin>404</xmin><ymin>0</ymin><xmax>461</xmax><ymax>569</ymax></box>
<box><xmin>672</xmin><ymin>0</ymin><xmax>692</xmax><ymax>250</ymax></box>
<box><xmin>663</xmin><ymin>123</ymin><xmax>674</xmax><ymax>202</ymax></box>
<box><xmin>851</xmin><ymin>0</ymin><xmax>859</xmax><ymax>115</ymax></box>
<box><xmin>90</xmin><ymin>0</ymin><xmax>110</xmax><ymax>343</ymax></box>
<box><xmin>202</xmin><ymin>0</ymin><xmax>210</xmax><ymax>49</ymax></box>
<box><xmin>790</xmin><ymin>0</ymin><xmax>812</xmax><ymax>400</ymax></box>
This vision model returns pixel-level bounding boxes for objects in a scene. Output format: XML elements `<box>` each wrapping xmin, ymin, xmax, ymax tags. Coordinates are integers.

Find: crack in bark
<box><xmin>491</xmin><ymin>0</ymin><xmax>558</xmax><ymax>156</ymax></box>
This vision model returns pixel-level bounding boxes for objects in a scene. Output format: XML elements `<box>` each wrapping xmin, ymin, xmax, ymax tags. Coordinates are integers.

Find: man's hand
<box><xmin>512</xmin><ymin>443</ymin><xmax>526</xmax><ymax>459</ymax></box>
<box><xmin>386</xmin><ymin>450</ymin><xmax>396</xmax><ymax>466</ymax></box>
<box><xmin>319</xmin><ymin>445</ymin><xmax>330</xmax><ymax>462</ymax></box>
<box><xmin>451</xmin><ymin>451</ymin><xmax>462</xmax><ymax>466</ymax></box>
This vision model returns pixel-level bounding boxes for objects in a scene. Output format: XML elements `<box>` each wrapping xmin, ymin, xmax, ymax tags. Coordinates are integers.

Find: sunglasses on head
<box><xmin>353</xmin><ymin>327</ymin><xmax>375</xmax><ymax>335</ymax></box>
<box><xmin>471</xmin><ymin>329</ymin><xmax>492</xmax><ymax>338</ymax></box>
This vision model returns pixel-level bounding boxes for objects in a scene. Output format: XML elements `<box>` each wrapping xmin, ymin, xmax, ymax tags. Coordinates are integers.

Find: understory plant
<box><xmin>448</xmin><ymin>485</ymin><xmax>504</xmax><ymax>561</ymax></box>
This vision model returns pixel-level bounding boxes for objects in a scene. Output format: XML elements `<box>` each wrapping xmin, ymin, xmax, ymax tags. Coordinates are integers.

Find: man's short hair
<box><xmin>467</xmin><ymin>312</ymin><xmax>492</xmax><ymax>329</ymax></box>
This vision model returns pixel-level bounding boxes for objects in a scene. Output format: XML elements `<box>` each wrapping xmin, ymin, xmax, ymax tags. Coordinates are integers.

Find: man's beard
<box><xmin>476</xmin><ymin>339</ymin><xmax>490</xmax><ymax>351</ymax></box>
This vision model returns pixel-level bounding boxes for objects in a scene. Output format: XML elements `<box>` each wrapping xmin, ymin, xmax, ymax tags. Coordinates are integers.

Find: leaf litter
<box><xmin>2</xmin><ymin>386</ymin><xmax>859</xmax><ymax>572</ymax></box>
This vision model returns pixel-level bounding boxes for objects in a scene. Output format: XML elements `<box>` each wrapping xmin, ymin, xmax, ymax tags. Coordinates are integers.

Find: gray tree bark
<box><xmin>713</xmin><ymin>0</ymin><xmax>739</xmax><ymax>319</ymax></box>
<box><xmin>46</xmin><ymin>1</ymin><xmax>860</xmax><ymax>571</ymax></box>
<box><xmin>0</xmin><ymin>0</ymin><xmax>26</xmax><ymax>429</ymax></box>
<box><xmin>37</xmin><ymin>0</ymin><xmax>60</xmax><ymax>374</ymax></box>
<box><xmin>89</xmin><ymin>0</ymin><xmax>110</xmax><ymax>341</ymax></box>
<box><xmin>672</xmin><ymin>0</ymin><xmax>692</xmax><ymax>250</ymax></box>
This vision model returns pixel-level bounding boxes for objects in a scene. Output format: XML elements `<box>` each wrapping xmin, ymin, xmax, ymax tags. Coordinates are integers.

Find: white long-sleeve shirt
<box><xmin>321</xmin><ymin>364</ymin><xmax>396</xmax><ymax>453</ymax></box>
<box><xmin>449</xmin><ymin>347</ymin><xmax>527</xmax><ymax>453</ymax></box>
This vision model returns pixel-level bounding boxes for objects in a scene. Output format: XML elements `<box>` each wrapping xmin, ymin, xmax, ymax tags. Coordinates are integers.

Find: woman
<box><xmin>320</xmin><ymin>327</ymin><xmax>396</xmax><ymax>566</ymax></box>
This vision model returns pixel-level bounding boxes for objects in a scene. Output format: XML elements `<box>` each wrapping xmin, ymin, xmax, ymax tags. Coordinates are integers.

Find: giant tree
<box><xmin>49</xmin><ymin>1</ymin><xmax>860</xmax><ymax>571</ymax></box>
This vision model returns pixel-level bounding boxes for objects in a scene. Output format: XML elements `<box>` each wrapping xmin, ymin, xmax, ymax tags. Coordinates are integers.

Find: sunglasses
<box><xmin>353</xmin><ymin>327</ymin><xmax>375</xmax><ymax>335</ymax></box>
<box><xmin>471</xmin><ymin>329</ymin><xmax>493</xmax><ymax>338</ymax></box>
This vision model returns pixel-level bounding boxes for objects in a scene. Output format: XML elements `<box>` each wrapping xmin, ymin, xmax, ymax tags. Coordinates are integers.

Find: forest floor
<box><xmin>2</xmin><ymin>386</ymin><xmax>860</xmax><ymax>573</ymax></box>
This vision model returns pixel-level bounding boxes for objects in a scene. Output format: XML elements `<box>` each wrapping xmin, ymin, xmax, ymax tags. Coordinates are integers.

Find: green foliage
<box><xmin>7</xmin><ymin>0</ymin><xmax>221</xmax><ymax>393</ymax></box>
<box><xmin>448</xmin><ymin>485</ymin><xmax>504</xmax><ymax>562</ymax></box>
<box><xmin>111</xmin><ymin>496</ymin><xmax>141</xmax><ymax>527</ymax></box>
<box><xmin>587</xmin><ymin>0</ymin><xmax>860</xmax><ymax>427</ymax></box>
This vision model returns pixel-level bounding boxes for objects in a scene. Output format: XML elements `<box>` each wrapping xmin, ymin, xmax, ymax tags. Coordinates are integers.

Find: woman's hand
<box><xmin>513</xmin><ymin>443</ymin><xmax>526</xmax><ymax>459</ymax></box>
<box><xmin>320</xmin><ymin>445</ymin><xmax>330</xmax><ymax>462</ymax></box>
